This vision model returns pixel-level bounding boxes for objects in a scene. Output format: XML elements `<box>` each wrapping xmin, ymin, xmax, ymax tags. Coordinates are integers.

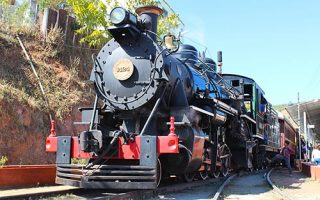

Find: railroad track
<box><xmin>266</xmin><ymin>168</ymin><xmax>294</xmax><ymax>200</ymax></box>
<box><xmin>4</xmin><ymin>168</ymin><xmax>289</xmax><ymax>200</ymax></box>
<box><xmin>1</xmin><ymin>175</ymin><xmax>229</xmax><ymax>200</ymax></box>
<box><xmin>212</xmin><ymin>167</ymin><xmax>292</xmax><ymax>200</ymax></box>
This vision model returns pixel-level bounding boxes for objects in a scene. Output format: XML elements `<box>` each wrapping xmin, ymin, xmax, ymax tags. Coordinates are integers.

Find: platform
<box><xmin>0</xmin><ymin>185</ymin><xmax>78</xmax><ymax>199</ymax></box>
<box><xmin>301</xmin><ymin>162</ymin><xmax>320</xmax><ymax>181</ymax></box>
<box><xmin>271</xmin><ymin>167</ymin><xmax>320</xmax><ymax>200</ymax></box>
<box><xmin>0</xmin><ymin>165</ymin><xmax>56</xmax><ymax>188</ymax></box>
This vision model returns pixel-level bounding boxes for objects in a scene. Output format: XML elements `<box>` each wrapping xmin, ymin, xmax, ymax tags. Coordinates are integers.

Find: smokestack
<box><xmin>136</xmin><ymin>6</ymin><xmax>163</xmax><ymax>39</ymax></box>
<box><xmin>217</xmin><ymin>51</ymin><xmax>223</xmax><ymax>74</ymax></box>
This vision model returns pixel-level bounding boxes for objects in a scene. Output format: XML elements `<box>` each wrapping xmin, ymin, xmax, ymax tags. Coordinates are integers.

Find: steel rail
<box><xmin>1</xmin><ymin>176</ymin><xmax>226</xmax><ymax>200</ymax></box>
<box><xmin>211</xmin><ymin>168</ymin><xmax>272</xmax><ymax>200</ymax></box>
<box><xmin>266</xmin><ymin>168</ymin><xmax>294</xmax><ymax>200</ymax></box>
<box><xmin>211</xmin><ymin>173</ymin><xmax>237</xmax><ymax>200</ymax></box>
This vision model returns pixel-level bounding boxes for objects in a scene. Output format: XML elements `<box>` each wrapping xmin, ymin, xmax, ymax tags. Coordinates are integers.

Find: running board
<box><xmin>240</xmin><ymin>114</ymin><xmax>256</xmax><ymax>124</ymax></box>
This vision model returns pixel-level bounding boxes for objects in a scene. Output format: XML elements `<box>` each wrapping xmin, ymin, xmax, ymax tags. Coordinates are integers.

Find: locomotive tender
<box><xmin>46</xmin><ymin>6</ymin><xmax>291</xmax><ymax>189</ymax></box>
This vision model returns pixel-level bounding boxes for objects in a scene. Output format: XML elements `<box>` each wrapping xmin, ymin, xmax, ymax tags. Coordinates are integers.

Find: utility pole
<box><xmin>298</xmin><ymin>92</ymin><xmax>301</xmax><ymax>160</ymax></box>
<box><xmin>304</xmin><ymin>111</ymin><xmax>307</xmax><ymax>161</ymax></box>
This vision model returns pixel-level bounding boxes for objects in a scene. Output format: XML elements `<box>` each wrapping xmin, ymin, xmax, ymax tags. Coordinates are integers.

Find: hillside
<box><xmin>0</xmin><ymin>23</ymin><xmax>95</xmax><ymax>165</ymax></box>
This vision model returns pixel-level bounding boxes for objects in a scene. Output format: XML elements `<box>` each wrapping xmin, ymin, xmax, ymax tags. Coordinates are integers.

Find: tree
<box><xmin>65</xmin><ymin>0</ymin><xmax>112</xmax><ymax>47</ymax></box>
<box><xmin>66</xmin><ymin>0</ymin><xmax>181</xmax><ymax>47</ymax></box>
<box><xmin>37</xmin><ymin>0</ymin><xmax>65</xmax><ymax>11</ymax></box>
<box><xmin>1</xmin><ymin>0</ymin><xmax>31</xmax><ymax>25</ymax></box>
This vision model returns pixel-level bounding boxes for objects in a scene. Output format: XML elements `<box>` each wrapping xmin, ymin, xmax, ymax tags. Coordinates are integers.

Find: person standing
<box><xmin>309</xmin><ymin>143</ymin><xmax>314</xmax><ymax>161</ymax></box>
<box><xmin>301</xmin><ymin>137</ymin><xmax>307</xmax><ymax>160</ymax></box>
<box><xmin>311</xmin><ymin>144</ymin><xmax>320</xmax><ymax>165</ymax></box>
<box><xmin>267</xmin><ymin>140</ymin><xmax>294</xmax><ymax>175</ymax></box>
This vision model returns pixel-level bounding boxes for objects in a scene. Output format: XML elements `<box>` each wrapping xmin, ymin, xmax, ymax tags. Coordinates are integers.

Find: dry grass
<box><xmin>0</xmin><ymin>22</ymin><xmax>94</xmax><ymax>119</ymax></box>
<box><xmin>0</xmin><ymin>20</ymin><xmax>39</xmax><ymax>38</ymax></box>
<box><xmin>0</xmin><ymin>80</ymin><xmax>40</xmax><ymax>108</ymax></box>
<box><xmin>43</xmin><ymin>27</ymin><xmax>65</xmax><ymax>59</ymax></box>
<box><xmin>36</xmin><ymin>56</ymin><xmax>91</xmax><ymax>118</ymax></box>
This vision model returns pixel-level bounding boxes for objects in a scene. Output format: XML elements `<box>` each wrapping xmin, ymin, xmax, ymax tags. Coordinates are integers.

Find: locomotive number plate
<box><xmin>113</xmin><ymin>58</ymin><xmax>134</xmax><ymax>81</ymax></box>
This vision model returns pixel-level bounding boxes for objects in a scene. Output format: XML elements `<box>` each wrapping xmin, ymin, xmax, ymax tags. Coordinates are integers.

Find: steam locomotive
<box><xmin>46</xmin><ymin>6</ymin><xmax>289</xmax><ymax>189</ymax></box>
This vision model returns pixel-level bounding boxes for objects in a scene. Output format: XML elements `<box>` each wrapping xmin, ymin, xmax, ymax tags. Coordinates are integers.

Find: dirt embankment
<box><xmin>0</xmin><ymin>27</ymin><xmax>96</xmax><ymax>165</ymax></box>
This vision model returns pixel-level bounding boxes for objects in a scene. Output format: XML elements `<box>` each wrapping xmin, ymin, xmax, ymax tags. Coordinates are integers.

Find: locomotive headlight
<box><xmin>110</xmin><ymin>7</ymin><xmax>137</xmax><ymax>26</ymax></box>
<box><xmin>110</xmin><ymin>7</ymin><xmax>127</xmax><ymax>25</ymax></box>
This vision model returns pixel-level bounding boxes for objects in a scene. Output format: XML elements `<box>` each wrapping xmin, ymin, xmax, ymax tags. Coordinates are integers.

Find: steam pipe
<box><xmin>140</xmin><ymin>97</ymin><xmax>162</xmax><ymax>136</ymax></box>
<box><xmin>140</xmin><ymin>87</ymin><xmax>166</xmax><ymax>136</ymax></box>
<box><xmin>89</xmin><ymin>94</ymin><xmax>98</xmax><ymax>131</ymax></box>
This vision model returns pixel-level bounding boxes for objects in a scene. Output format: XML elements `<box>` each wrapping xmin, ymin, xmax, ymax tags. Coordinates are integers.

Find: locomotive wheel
<box><xmin>199</xmin><ymin>170</ymin><xmax>209</xmax><ymax>180</ymax></box>
<box><xmin>156</xmin><ymin>158</ymin><xmax>162</xmax><ymax>187</ymax></box>
<box><xmin>220</xmin><ymin>144</ymin><xmax>231</xmax><ymax>177</ymax></box>
<box><xmin>221</xmin><ymin>157</ymin><xmax>230</xmax><ymax>177</ymax></box>
<box><xmin>183</xmin><ymin>172</ymin><xmax>196</xmax><ymax>182</ymax></box>
<box><xmin>262</xmin><ymin>161</ymin><xmax>267</xmax><ymax>169</ymax></box>
<box><xmin>211</xmin><ymin>145</ymin><xmax>221</xmax><ymax>178</ymax></box>
<box><xmin>212</xmin><ymin>158</ymin><xmax>221</xmax><ymax>178</ymax></box>
<box><xmin>199</xmin><ymin>152</ymin><xmax>209</xmax><ymax>180</ymax></box>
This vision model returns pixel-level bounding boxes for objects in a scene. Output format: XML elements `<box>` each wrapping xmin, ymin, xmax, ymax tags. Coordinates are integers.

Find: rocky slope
<box><xmin>0</xmin><ymin>25</ymin><xmax>95</xmax><ymax>165</ymax></box>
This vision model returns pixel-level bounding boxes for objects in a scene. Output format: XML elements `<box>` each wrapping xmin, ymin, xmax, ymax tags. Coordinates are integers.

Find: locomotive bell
<box><xmin>164</xmin><ymin>34</ymin><xmax>178</xmax><ymax>50</ymax></box>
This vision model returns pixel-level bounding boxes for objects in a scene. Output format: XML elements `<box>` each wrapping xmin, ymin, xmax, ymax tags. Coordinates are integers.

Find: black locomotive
<box><xmin>46</xmin><ymin>6</ymin><xmax>281</xmax><ymax>189</ymax></box>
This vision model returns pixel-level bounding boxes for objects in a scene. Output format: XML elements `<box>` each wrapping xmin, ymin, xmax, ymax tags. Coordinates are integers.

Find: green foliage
<box><xmin>126</xmin><ymin>0</ymin><xmax>158</xmax><ymax>10</ymax></box>
<box><xmin>0</xmin><ymin>156</ymin><xmax>8</xmax><ymax>167</ymax></box>
<box><xmin>0</xmin><ymin>0</ymin><xmax>30</xmax><ymax>25</ymax></box>
<box><xmin>0</xmin><ymin>0</ymin><xmax>14</xmax><ymax>6</ymax></box>
<box><xmin>37</xmin><ymin>0</ymin><xmax>65</xmax><ymax>11</ymax></box>
<box><xmin>66</xmin><ymin>0</ymin><xmax>181</xmax><ymax>47</ymax></box>
<box><xmin>66</xmin><ymin>0</ymin><xmax>112</xmax><ymax>47</ymax></box>
<box><xmin>158</xmin><ymin>13</ymin><xmax>180</xmax><ymax>36</ymax></box>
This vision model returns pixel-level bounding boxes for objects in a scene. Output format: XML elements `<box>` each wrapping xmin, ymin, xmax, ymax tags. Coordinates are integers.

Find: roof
<box><xmin>279</xmin><ymin>109</ymin><xmax>299</xmax><ymax>129</ymax></box>
<box><xmin>222</xmin><ymin>73</ymin><xmax>265</xmax><ymax>95</ymax></box>
<box><xmin>284</xmin><ymin>99</ymin><xmax>320</xmax><ymax>139</ymax></box>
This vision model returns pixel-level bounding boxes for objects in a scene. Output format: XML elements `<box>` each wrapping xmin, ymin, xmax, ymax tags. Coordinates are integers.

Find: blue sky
<box><xmin>167</xmin><ymin>0</ymin><xmax>320</xmax><ymax>105</ymax></box>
